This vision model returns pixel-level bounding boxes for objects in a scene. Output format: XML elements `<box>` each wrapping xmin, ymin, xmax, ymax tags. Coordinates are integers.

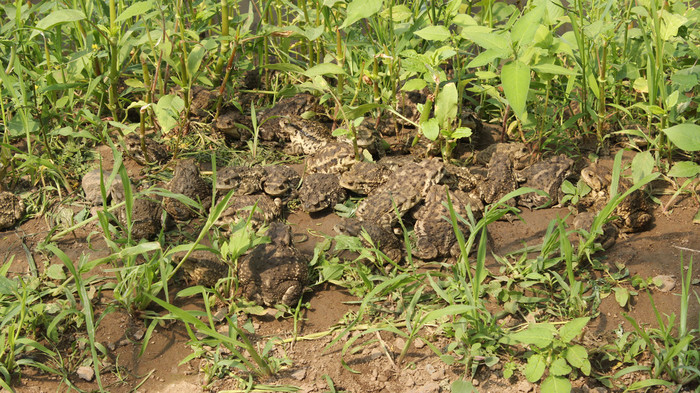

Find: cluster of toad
<box><xmin>3</xmin><ymin>92</ymin><xmax>654</xmax><ymax>309</ymax></box>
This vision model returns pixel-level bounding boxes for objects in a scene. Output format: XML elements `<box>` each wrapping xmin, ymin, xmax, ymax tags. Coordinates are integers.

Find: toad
<box><xmin>163</xmin><ymin>159</ymin><xmax>211</xmax><ymax>221</ymax></box>
<box><xmin>299</xmin><ymin>173</ymin><xmax>347</xmax><ymax>213</ymax></box>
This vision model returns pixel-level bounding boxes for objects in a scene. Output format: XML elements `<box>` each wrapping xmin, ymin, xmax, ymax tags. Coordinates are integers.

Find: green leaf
<box><xmin>46</xmin><ymin>264</ymin><xmax>66</xmax><ymax>280</ymax></box>
<box><xmin>451</xmin><ymin>379</ymin><xmax>477</xmax><ymax>393</ymax></box>
<box><xmin>501</xmin><ymin>60</ymin><xmax>530</xmax><ymax>121</ymax></box>
<box><xmin>613</xmin><ymin>287</ymin><xmax>630</xmax><ymax>307</ymax></box>
<box><xmin>415</xmin><ymin>25</ymin><xmax>451</xmax><ymax>41</ymax></box>
<box><xmin>532</xmin><ymin>63</ymin><xmax>578</xmax><ymax>76</ymax></box>
<box><xmin>507</xmin><ymin>324</ymin><xmax>554</xmax><ymax>348</ymax></box>
<box><xmin>564</xmin><ymin>345</ymin><xmax>588</xmax><ymax>368</ymax></box>
<box><xmin>667</xmin><ymin>161</ymin><xmax>700</xmax><ymax>178</ymax></box>
<box><xmin>401</xmin><ymin>79</ymin><xmax>427</xmax><ymax>91</ymax></box>
<box><xmin>421</xmin><ymin>118</ymin><xmax>439</xmax><ymax>141</ymax></box>
<box><xmin>461</xmin><ymin>26</ymin><xmax>508</xmax><ymax>50</ymax></box>
<box><xmin>340</xmin><ymin>0</ymin><xmax>384</xmax><ymax>29</ymax></box>
<box><xmin>559</xmin><ymin>317</ymin><xmax>589</xmax><ymax>343</ymax></box>
<box><xmin>263</xmin><ymin>63</ymin><xmax>305</xmax><ymax>73</ymax></box>
<box><xmin>154</xmin><ymin>94</ymin><xmax>185</xmax><ymax>134</ymax></box>
<box><xmin>662</xmin><ymin>123</ymin><xmax>700</xmax><ymax>151</ymax></box>
<box><xmin>435</xmin><ymin>82</ymin><xmax>458</xmax><ymax>128</ymax></box>
<box><xmin>452</xmin><ymin>127</ymin><xmax>472</xmax><ymax>139</ymax></box>
<box><xmin>303</xmin><ymin>63</ymin><xmax>346</xmax><ymax>77</ymax></box>
<box><xmin>186</xmin><ymin>45</ymin><xmax>207</xmax><ymax>80</ymax></box>
<box><xmin>467</xmin><ymin>48</ymin><xmax>511</xmax><ymax>68</ymax></box>
<box><xmin>549</xmin><ymin>357</ymin><xmax>572</xmax><ymax>376</ymax></box>
<box><xmin>541</xmin><ymin>375</ymin><xmax>571</xmax><ymax>393</ymax></box>
<box><xmin>524</xmin><ymin>353</ymin><xmax>546</xmax><ymax>382</ymax></box>
<box><xmin>511</xmin><ymin>6</ymin><xmax>545</xmax><ymax>47</ymax></box>
<box><xmin>631</xmin><ymin>151</ymin><xmax>654</xmax><ymax>183</ymax></box>
<box><xmin>35</xmin><ymin>9</ymin><xmax>86</xmax><ymax>30</ymax></box>
<box><xmin>626</xmin><ymin>379</ymin><xmax>673</xmax><ymax>390</ymax></box>
<box><xmin>115</xmin><ymin>1</ymin><xmax>154</xmax><ymax>23</ymax></box>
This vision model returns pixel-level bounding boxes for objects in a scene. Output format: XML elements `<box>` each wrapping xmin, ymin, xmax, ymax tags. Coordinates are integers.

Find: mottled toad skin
<box><xmin>355</xmin><ymin>158</ymin><xmax>444</xmax><ymax>228</ymax></box>
<box><xmin>334</xmin><ymin>217</ymin><xmax>403</xmax><ymax>262</ymax></box>
<box><xmin>299</xmin><ymin>173</ymin><xmax>347</xmax><ymax>213</ymax></box>
<box><xmin>110</xmin><ymin>180</ymin><xmax>164</xmax><ymax>241</ymax></box>
<box><xmin>215</xmin><ymin>166</ymin><xmax>265</xmax><ymax>195</ymax></box>
<box><xmin>124</xmin><ymin>134</ymin><xmax>170</xmax><ymax>164</ymax></box>
<box><xmin>238</xmin><ymin>222</ymin><xmax>308</xmax><ymax>307</ymax></box>
<box><xmin>180</xmin><ymin>250</ymin><xmax>228</xmax><ymax>288</ymax></box>
<box><xmin>215</xmin><ymin>193</ymin><xmax>282</xmax><ymax>228</ymax></box>
<box><xmin>339</xmin><ymin>161</ymin><xmax>391</xmax><ymax>195</ymax></box>
<box><xmin>476</xmin><ymin>142</ymin><xmax>530</xmax><ymax>170</ymax></box>
<box><xmin>262</xmin><ymin>165</ymin><xmax>301</xmax><ymax>197</ymax></box>
<box><xmin>280</xmin><ymin>116</ymin><xmax>334</xmax><ymax>155</ymax></box>
<box><xmin>480</xmin><ymin>154</ymin><xmax>518</xmax><ymax>206</ymax></box>
<box><xmin>215</xmin><ymin>109</ymin><xmax>247</xmax><ymax>139</ymax></box>
<box><xmin>163</xmin><ymin>160</ymin><xmax>211</xmax><ymax>221</ymax></box>
<box><xmin>516</xmin><ymin>154</ymin><xmax>574</xmax><ymax>208</ymax></box>
<box><xmin>412</xmin><ymin>185</ymin><xmax>483</xmax><ymax>260</ymax></box>
<box><xmin>0</xmin><ymin>191</ymin><xmax>24</xmax><ymax>230</ymax></box>
<box><xmin>578</xmin><ymin>163</ymin><xmax>653</xmax><ymax>233</ymax></box>
<box><xmin>258</xmin><ymin>93</ymin><xmax>321</xmax><ymax>141</ymax></box>
<box><xmin>305</xmin><ymin>142</ymin><xmax>356</xmax><ymax>175</ymax></box>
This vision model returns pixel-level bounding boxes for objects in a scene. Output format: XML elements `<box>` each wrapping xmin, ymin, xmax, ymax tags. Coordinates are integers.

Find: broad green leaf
<box><xmin>501</xmin><ymin>60</ymin><xmax>530</xmax><ymax>120</ymax></box>
<box><xmin>263</xmin><ymin>63</ymin><xmax>305</xmax><ymax>73</ymax></box>
<box><xmin>511</xmin><ymin>6</ymin><xmax>545</xmax><ymax>47</ymax></box>
<box><xmin>303</xmin><ymin>63</ymin><xmax>346</xmax><ymax>77</ymax></box>
<box><xmin>667</xmin><ymin>161</ymin><xmax>700</xmax><ymax>178</ymax></box>
<box><xmin>415</xmin><ymin>25</ymin><xmax>451</xmax><ymax>41</ymax></box>
<box><xmin>379</xmin><ymin>4</ymin><xmax>412</xmax><ymax>22</ymax></box>
<box><xmin>435</xmin><ymin>82</ymin><xmax>458</xmax><ymax>128</ymax></box>
<box><xmin>451</xmin><ymin>379</ymin><xmax>477</xmax><ymax>393</ymax></box>
<box><xmin>115</xmin><ymin>1</ymin><xmax>154</xmax><ymax>23</ymax></box>
<box><xmin>451</xmin><ymin>127</ymin><xmax>472</xmax><ymax>139</ymax></box>
<box><xmin>613</xmin><ymin>287</ymin><xmax>630</xmax><ymax>307</ymax></box>
<box><xmin>532</xmin><ymin>63</ymin><xmax>578</xmax><ymax>76</ymax></box>
<box><xmin>187</xmin><ymin>45</ymin><xmax>207</xmax><ymax>80</ymax></box>
<box><xmin>564</xmin><ymin>345</ymin><xmax>588</xmax><ymax>368</ymax></box>
<box><xmin>422</xmin><ymin>304</ymin><xmax>474</xmax><ymax>324</ymax></box>
<box><xmin>559</xmin><ymin>317</ymin><xmax>589</xmax><ymax>343</ymax></box>
<box><xmin>32</xmin><ymin>9</ymin><xmax>86</xmax><ymax>38</ymax></box>
<box><xmin>461</xmin><ymin>26</ymin><xmax>509</xmax><ymax>50</ymax></box>
<box><xmin>550</xmin><ymin>357</ymin><xmax>572</xmax><ymax>376</ymax></box>
<box><xmin>467</xmin><ymin>48</ymin><xmax>511</xmax><ymax>68</ymax></box>
<box><xmin>340</xmin><ymin>0</ymin><xmax>384</xmax><ymax>29</ymax></box>
<box><xmin>421</xmin><ymin>118</ymin><xmax>439</xmax><ymax>141</ymax></box>
<box><xmin>401</xmin><ymin>79</ymin><xmax>427</xmax><ymax>91</ymax></box>
<box><xmin>507</xmin><ymin>324</ymin><xmax>554</xmax><ymax>348</ymax></box>
<box><xmin>662</xmin><ymin>123</ymin><xmax>700</xmax><ymax>151</ymax></box>
<box><xmin>154</xmin><ymin>94</ymin><xmax>185</xmax><ymax>134</ymax></box>
<box><xmin>541</xmin><ymin>375</ymin><xmax>571</xmax><ymax>393</ymax></box>
<box><xmin>524</xmin><ymin>354</ymin><xmax>546</xmax><ymax>382</ymax></box>
<box><xmin>631</xmin><ymin>151</ymin><xmax>654</xmax><ymax>183</ymax></box>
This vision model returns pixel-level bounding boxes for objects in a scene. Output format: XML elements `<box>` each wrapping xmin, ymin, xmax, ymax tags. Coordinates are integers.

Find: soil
<box><xmin>3</xmin><ymin>148</ymin><xmax>700</xmax><ymax>393</ymax></box>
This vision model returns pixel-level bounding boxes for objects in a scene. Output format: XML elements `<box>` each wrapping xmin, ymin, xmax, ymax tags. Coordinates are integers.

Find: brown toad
<box><xmin>280</xmin><ymin>115</ymin><xmax>334</xmax><ymax>155</ymax></box>
<box><xmin>578</xmin><ymin>163</ymin><xmax>653</xmax><ymax>233</ymax></box>
<box><xmin>481</xmin><ymin>153</ymin><xmax>519</xmax><ymax>206</ymax></box>
<box><xmin>163</xmin><ymin>160</ymin><xmax>211</xmax><ymax>221</ymax></box>
<box><xmin>110</xmin><ymin>180</ymin><xmax>165</xmax><ymax>240</ymax></box>
<box><xmin>215</xmin><ymin>166</ymin><xmax>265</xmax><ymax>195</ymax></box>
<box><xmin>475</xmin><ymin>142</ymin><xmax>530</xmax><ymax>170</ymax></box>
<box><xmin>516</xmin><ymin>154</ymin><xmax>574</xmax><ymax>208</ymax></box>
<box><xmin>238</xmin><ymin>222</ymin><xmax>308</xmax><ymax>307</ymax></box>
<box><xmin>262</xmin><ymin>165</ymin><xmax>301</xmax><ymax>197</ymax></box>
<box><xmin>305</xmin><ymin>142</ymin><xmax>356</xmax><ymax>175</ymax></box>
<box><xmin>215</xmin><ymin>108</ymin><xmax>248</xmax><ymax>139</ymax></box>
<box><xmin>411</xmin><ymin>185</ymin><xmax>484</xmax><ymax>260</ymax></box>
<box><xmin>339</xmin><ymin>161</ymin><xmax>392</xmax><ymax>195</ymax></box>
<box><xmin>179</xmin><ymin>250</ymin><xmax>229</xmax><ymax>287</ymax></box>
<box><xmin>214</xmin><ymin>193</ymin><xmax>282</xmax><ymax>228</ymax></box>
<box><xmin>258</xmin><ymin>93</ymin><xmax>323</xmax><ymax>141</ymax></box>
<box><xmin>299</xmin><ymin>173</ymin><xmax>347</xmax><ymax>213</ymax></box>
<box><xmin>441</xmin><ymin>164</ymin><xmax>484</xmax><ymax>194</ymax></box>
<box><xmin>123</xmin><ymin>133</ymin><xmax>170</xmax><ymax>164</ymax></box>
<box><xmin>333</xmin><ymin>217</ymin><xmax>404</xmax><ymax>262</ymax></box>
<box><xmin>189</xmin><ymin>85</ymin><xmax>217</xmax><ymax>118</ymax></box>
<box><xmin>355</xmin><ymin>158</ymin><xmax>445</xmax><ymax>229</ymax></box>
<box><xmin>0</xmin><ymin>191</ymin><xmax>24</xmax><ymax>230</ymax></box>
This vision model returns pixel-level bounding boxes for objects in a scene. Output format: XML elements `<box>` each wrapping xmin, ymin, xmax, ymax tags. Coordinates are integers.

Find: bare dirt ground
<box><xmin>3</xmin><ymin>151</ymin><xmax>700</xmax><ymax>393</ymax></box>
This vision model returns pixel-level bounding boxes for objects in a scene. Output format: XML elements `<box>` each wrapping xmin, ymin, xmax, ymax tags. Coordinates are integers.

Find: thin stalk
<box><xmin>108</xmin><ymin>0</ymin><xmax>119</xmax><ymax>120</ymax></box>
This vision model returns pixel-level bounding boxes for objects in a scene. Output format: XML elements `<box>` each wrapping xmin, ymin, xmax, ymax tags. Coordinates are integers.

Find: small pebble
<box><xmin>77</xmin><ymin>366</ymin><xmax>94</xmax><ymax>382</ymax></box>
